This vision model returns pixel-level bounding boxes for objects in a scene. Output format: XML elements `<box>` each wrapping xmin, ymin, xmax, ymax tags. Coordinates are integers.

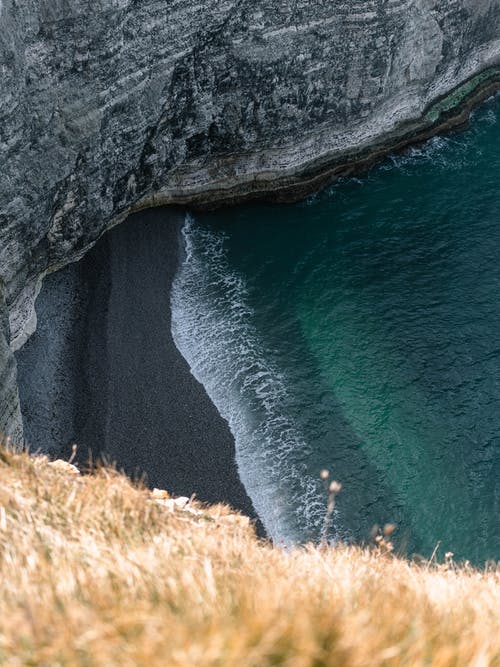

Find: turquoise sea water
<box><xmin>172</xmin><ymin>96</ymin><xmax>500</xmax><ymax>564</ymax></box>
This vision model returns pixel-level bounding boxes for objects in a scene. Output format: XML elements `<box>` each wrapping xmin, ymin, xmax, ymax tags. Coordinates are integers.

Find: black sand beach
<box><xmin>17</xmin><ymin>207</ymin><xmax>263</xmax><ymax>533</ymax></box>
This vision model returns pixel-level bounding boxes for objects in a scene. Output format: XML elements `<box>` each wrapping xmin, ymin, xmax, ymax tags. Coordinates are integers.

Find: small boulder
<box><xmin>152</xmin><ymin>488</ymin><xmax>170</xmax><ymax>500</ymax></box>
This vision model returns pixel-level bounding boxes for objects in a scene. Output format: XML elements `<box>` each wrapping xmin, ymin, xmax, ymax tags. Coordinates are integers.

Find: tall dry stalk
<box><xmin>320</xmin><ymin>468</ymin><xmax>342</xmax><ymax>548</ymax></box>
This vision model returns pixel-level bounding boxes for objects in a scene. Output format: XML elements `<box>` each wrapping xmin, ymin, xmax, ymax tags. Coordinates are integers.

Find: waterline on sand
<box><xmin>171</xmin><ymin>215</ymin><xmax>330</xmax><ymax>544</ymax></box>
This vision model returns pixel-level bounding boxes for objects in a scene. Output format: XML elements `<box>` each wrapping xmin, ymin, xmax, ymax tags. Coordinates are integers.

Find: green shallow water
<box><xmin>172</xmin><ymin>96</ymin><xmax>500</xmax><ymax>563</ymax></box>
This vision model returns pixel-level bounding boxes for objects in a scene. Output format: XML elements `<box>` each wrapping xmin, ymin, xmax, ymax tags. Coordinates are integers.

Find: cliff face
<box><xmin>0</xmin><ymin>281</ymin><xmax>21</xmax><ymax>441</ymax></box>
<box><xmin>1</xmin><ymin>0</ymin><xmax>500</xmax><ymax>438</ymax></box>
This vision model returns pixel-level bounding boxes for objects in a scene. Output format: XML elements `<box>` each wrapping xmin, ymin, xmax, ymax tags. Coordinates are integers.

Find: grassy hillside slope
<box><xmin>0</xmin><ymin>447</ymin><xmax>498</xmax><ymax>666</ymax></box>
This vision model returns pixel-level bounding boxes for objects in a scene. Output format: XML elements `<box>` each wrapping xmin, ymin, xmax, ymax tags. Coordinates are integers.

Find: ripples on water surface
<box><xmin>172</xmin><ymin>96</ymin><xmax>500</xmax><ymax>563</ymax></box>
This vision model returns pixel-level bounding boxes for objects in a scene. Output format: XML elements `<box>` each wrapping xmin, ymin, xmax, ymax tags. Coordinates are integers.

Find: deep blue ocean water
<box><xmin>172</xmin><ymin>96</ymin><xmax>500</xmax><ymax>564</ymax></box>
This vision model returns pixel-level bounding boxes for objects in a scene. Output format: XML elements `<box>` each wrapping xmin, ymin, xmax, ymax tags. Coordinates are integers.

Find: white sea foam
<box><xmin>171</xmin><ymin>215</ymin><xmax>327</xmax><ymax>543</ymax></box>
<box><xmin>381</xmin><ymin>98</ymin><xmax>500</xmax><ymax>173</ymax></box>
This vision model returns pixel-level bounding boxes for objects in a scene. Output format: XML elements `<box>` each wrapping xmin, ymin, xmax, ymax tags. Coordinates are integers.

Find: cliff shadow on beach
<box><xmin>16</xmin><ymin>207</ymin><xmax>264</xmax><ymax>536</ymax></box>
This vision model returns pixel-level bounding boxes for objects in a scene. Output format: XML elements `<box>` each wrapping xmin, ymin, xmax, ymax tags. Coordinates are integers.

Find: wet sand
<box><xmin>17</xmin><ymin>207</ymin><xmax>263</xmax><ymax>534</ymax></box>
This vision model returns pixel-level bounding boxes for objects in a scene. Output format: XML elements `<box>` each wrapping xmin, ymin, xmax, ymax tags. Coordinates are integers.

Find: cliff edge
<box><xmin>0</xmin><ymin>447</ymin><xmax>499</xmax><ymax>666</ymax></box>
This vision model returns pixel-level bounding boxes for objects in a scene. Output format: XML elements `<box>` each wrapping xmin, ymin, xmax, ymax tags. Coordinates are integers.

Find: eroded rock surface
<box><xmin>0</xmin><ymin>281</ymin><xmax>22</xmax><ymax>441</ymax></box>
<box><xmin>1</xmin><ymin>0</ymin><xmax>500</xmax><ymax>437</ymax></box>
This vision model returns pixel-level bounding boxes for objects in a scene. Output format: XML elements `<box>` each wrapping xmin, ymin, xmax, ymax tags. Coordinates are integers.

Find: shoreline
<box><xmin>17</xmin><ymin>207</ymin><xmax>265</xmax><ymax>537</ymax></box>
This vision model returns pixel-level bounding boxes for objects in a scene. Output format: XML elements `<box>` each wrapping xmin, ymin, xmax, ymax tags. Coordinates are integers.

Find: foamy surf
<box><xmin>171</xmin><ymin>215</ymin><xmax>331</xmax><ymax>544</ymax></box>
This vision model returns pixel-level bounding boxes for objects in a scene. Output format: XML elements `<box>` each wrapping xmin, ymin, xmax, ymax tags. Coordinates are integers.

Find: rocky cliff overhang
<box><xmin>1</xmin><ymin>0</ymin><xmax>500</xmax><ymax>438</ymax></box>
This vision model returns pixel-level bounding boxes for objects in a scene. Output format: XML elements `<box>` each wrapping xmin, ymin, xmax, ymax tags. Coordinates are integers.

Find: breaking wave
<box><xmin>170</xmin><ymin>215</ymin><xmax>328</xmax><ymax>543</ymax></box>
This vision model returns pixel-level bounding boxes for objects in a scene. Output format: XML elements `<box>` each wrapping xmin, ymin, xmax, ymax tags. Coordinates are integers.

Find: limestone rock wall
<box><xmin>1</xmin><ymin>0</ymin><xmax>500</xmax><ymax>438</ymax></box>
<box><xmin>0</xmin><ymin>282</ymin><xmax>22</xmax><ymax>441</ymax></box>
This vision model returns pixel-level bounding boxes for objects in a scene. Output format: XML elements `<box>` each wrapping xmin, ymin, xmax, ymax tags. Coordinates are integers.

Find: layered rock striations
<box><xmin>0</xmin><ymin>279</ymin><xmax>21</xmax><ymax>441</ymax></box>
<box><xmin>1</xmin><ymin>0</ymin><xmax>500</xmax><ymax>438</ymax></box>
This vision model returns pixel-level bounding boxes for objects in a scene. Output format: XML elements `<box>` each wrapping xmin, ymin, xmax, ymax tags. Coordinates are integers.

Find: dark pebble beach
<box><xmin>17</xmin><ymin>207</ymin><xmax>264</xmax><ymax>535</ymax></box>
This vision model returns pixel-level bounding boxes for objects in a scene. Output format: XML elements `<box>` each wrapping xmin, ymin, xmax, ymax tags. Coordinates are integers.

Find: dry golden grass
<box><xmin>0</xmin><ymin>447</ymin><xmax>498</xmax><ymax>667</ymax></box>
